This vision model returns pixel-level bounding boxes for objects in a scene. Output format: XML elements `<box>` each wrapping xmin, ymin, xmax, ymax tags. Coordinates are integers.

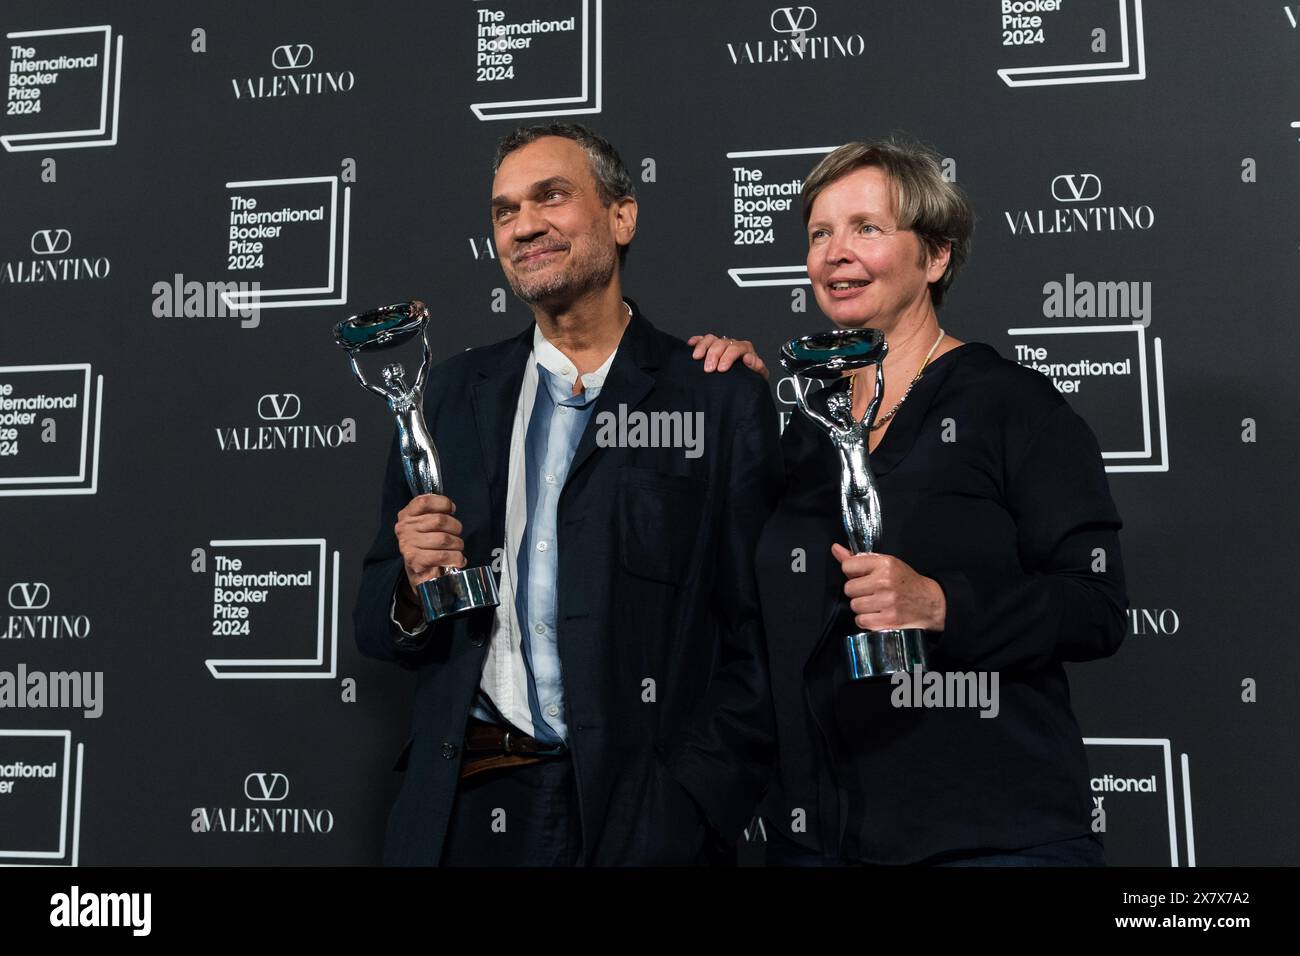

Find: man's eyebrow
<box><xmin>490</xmin><ymin>176</ymin><xmax>577</xmax><ymax>209</ymax></box>
<box><xmin>531</xmin><ymin>176</ymin><xmax>576</xmax><ymax>195</ymax></box>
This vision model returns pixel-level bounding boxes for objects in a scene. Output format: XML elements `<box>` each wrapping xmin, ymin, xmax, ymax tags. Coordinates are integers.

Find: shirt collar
<box><xmin>531</xmin><ymin>322</ymin><xmax>620</xmax><ymax>393</ymax></box>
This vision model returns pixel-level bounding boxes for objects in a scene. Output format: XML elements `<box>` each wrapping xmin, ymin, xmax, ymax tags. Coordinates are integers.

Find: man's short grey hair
<box><xmin>493</xmin><ymin>123</ymin><xmax>635</xmax><ymax>206</ymax></box>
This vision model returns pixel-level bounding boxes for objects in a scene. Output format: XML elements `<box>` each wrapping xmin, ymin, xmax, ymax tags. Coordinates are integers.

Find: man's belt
<box><xmin>459</xmin><ymin>719</ymin><xmax>568</xmax><ymax>781</ymax></box>
<box><xmin>463</xmin><ymin>718</ymin><xmax>567</xmax><ymax>758</ymax></box>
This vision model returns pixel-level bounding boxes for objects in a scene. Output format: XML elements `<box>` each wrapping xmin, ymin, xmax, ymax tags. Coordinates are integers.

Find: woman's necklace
<box><xmin>851</xmin><ymin>327</ymin><xmax>946</xmax><ymax>432</ymax></box>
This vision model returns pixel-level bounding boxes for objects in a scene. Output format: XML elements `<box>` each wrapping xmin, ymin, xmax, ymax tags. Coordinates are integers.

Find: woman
<box><xmin>703</xmin><ymin>136</ymin><xmax>1128</xmax><ymax>866</ymax></box>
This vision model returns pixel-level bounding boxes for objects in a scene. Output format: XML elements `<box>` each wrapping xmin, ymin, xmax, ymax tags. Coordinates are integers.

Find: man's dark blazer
<box><xmin>353</xmin><ymin>301</ymin><xmax>781</xmax><ymax>865</ymax></box>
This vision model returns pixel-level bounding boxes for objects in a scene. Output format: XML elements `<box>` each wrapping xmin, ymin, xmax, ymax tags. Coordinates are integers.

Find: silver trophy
<box><xmin>334</xmin><ymin>300</ymin><xmax>499</xmax><ymax>622</ymax></box>
<box><xmin>780</xmin><ymin>328</ymin><xmax>929</xmax><ymax>679</ymax></box>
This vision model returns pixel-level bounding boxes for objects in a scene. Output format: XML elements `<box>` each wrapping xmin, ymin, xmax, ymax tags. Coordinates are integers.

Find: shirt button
<box><xmin>547</xmin><ymin>704</ymin><xmax>560</xmax><ymax>717</ymax></box>
<box><xmin>560</xmin><ymin>365</ymin><xmax>572</xmax><ymax>375</ymax></box>
<box><xmin>534</xmin><ymin>623</ymin><xmax>546</xmax><ymax>634</ymax></box>
<box><xmin>545</xmin><ymin>474</ymin><xmax>556</xmax><ymax>485</ymax></box>
<box><xmin>536</xmin><ymin>541</ymin><xmax>548</xmax><ymax>552</ymax></box>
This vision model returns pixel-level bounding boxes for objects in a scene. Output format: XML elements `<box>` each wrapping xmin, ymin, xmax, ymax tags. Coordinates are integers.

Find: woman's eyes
<box><xmin>809</xmin><ymin>224</ymin><xmax>880</xmax><ymax>240</ymax></box>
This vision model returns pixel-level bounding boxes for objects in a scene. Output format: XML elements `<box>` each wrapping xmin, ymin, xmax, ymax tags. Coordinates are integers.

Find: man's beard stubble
<box><xmin>507</xmin><ymin>237</ymin><xmax>618</xmax><ymax>307</ymax></box>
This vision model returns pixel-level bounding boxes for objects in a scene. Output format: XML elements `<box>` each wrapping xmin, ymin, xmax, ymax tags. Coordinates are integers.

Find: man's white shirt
<box><xmin>391</xmin><ymin>324</ymin><xmax>618</xmax><ymax>738</ymax></box>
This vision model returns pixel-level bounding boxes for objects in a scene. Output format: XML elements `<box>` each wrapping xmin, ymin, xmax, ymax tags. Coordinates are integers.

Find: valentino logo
<box><xmin>4</xmin><ymin>228</ymin><xmax>108</xmax><ymax>282</ymax></box>
<box><xmin>216</xmin><ymin>395</ymin><xmax>356</xmax><ymax>451</ymax></box>
<box><xmin>215</xmin><ymin>395</ymin><xmax>356</xmax><ymax>452</ymax></box>
<box><xmin>726</xmin><ymin>5</ymin><xmax>861</xmax><ymax>64</ymax></box>
<box><xmin>232</xmin><ymin>43</ymin><xmax>353</xmax><ymax>99</ymax></box>
<box><xmin>770</xmin><ymin>6</ymin><xmax>817</xmax><ymax>35</ymax></box>
<box><xmin>1051</xmin><ymin>173</ymin><xmax>1102</xmax><ymax>203</ymax></box>
<box><xmin>1004</xmin><ymin>173</ymin><xmax>1151</xmax><ymax>236</ymax></box>
<box><xmin>257</xmin><ymin>393</ymin><xmax>302</xmax><ymax>421</ymax></box>
<box><xmin>775</xmin><ymin>376</ymin><xmax>801</xmax><ymax>406</ymax></box>
<box><xmin>243</xmin><ymin>772</ymin><xmax>290</xmax><ymax>802</ymax></box>
<box><xmin>7</xmin><ymin>583</ymin><xmax>51</xmax><ymax>611</ymax></box>
<box><xmin>1129</xmin><ymin>607</ymin><xmax>1180</xmax><ymax>636</ymax></box>
<box><xmin>195</xmin><ymin>770</ymin><xmax>334</xmax><ymax>833</ymax></box>
<box><xmin>468</xmin><ymin>237</ymin><xmax>497</xmax><ymax>260</ymax></box>
<box><xmin>3</xmin><ymin>581</ymin><xmax>92</xmax><ymax>640</ymax></box>
<box><xmin>30</xmin><ymin>229</ymin><xmax>72</xmax><ymax>256</ymax></box>
<box><xmin>271</xmin><ymin>44</ymin><xmax>314</xmax><ymax>70</ymax></box>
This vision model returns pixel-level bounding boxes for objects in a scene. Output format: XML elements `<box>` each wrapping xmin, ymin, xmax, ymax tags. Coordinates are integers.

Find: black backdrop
<box><xmin>1</xmin><ymin>0</ymin><xmax>1297</xmax><ymax>866</ymax></box>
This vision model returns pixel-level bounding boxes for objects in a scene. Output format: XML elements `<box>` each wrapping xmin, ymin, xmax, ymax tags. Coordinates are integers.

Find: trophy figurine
<box><xmin>780</xmin><ymin>328</ymin><xmax>929</xmax><ymax>680</ymax></box>
<box><xmin>334</xmin><ymin>300</ymin><xmax>499</xmax><ymax>622</ymax></box>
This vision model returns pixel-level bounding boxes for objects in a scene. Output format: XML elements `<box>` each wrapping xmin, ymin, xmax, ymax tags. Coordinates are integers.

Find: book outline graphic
<box><xmin>0</xmin><ymin>364</ymin><xmax>104</xmax><ymax>497</ymax></box>
<box><xmin>725</xmin><ymin>146</ymin><xmax>837</xmax><ymax>288</ymax></box>
<box><xmin>1084</xmin><ymin>736</ymin><xmax>1196</xmax><ymax>866</ymax></box>
<box><xmin>218</xmin><ymin>177</ymin><xmax>351</xmax><ymax>311</ymax></box>
<box><xmin>0</xmin><ymin>730</ymin><xmax>84</xmax><ymax>865</ymax></box>
<box><xmin>998</xmin><ymin>0</ymin><xmax>1146</xmax><ymax>88</ymax></box>
<box><xmin>204</xmin><ymin>538</ymin><xmax>339</xmax><ymax>680</ymax></box>
<box><xmin>1006</xmin><ymin>324</ymin><xmax>1169</xmax><ymax>473</ymax></box>
<box><xmin>1</xmin><ymin>25</ymin><xmax>123</xmax><ymax>152</ymax></box>
<box><xmin>470</xmin><ymin>0</ymin><xmax>602</xmax><ymax>120</ymax></box>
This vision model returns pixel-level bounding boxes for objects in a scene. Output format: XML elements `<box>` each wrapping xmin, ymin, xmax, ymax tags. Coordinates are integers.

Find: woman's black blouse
<box><xmin>755</xmin><ymin>341</ymin><xmax>1128</xmax><ymax>864</ymax></box>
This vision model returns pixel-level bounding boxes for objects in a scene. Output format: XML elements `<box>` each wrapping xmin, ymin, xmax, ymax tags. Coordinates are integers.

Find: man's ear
<box><xmin>611</xmin><ymin>196</ymin><xmax>638</xmax><ymax>249</ymax></box>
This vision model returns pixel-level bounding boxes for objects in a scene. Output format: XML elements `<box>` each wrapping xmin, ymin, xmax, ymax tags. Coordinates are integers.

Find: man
<box><xmin>353</xmin><ymin>124</ymin><xmax>781</xmax><ymax>865</ymax></box>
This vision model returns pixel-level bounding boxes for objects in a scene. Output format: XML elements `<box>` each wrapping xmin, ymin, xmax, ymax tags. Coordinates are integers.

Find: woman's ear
<box><xmin>925</xmin><ymin>240</ymin><xmax>951</xmax><ymax>284</ymax></box>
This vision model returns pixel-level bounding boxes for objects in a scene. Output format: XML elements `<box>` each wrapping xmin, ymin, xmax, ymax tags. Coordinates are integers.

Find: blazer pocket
<box><xmin>617</xmin><ymin>466</ymin><xmax>708</xmax><ymax>585</ymax></box>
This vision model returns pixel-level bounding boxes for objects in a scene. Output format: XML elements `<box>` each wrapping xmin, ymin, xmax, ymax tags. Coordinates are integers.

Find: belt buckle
<box><xmin>501</xmin><ymin>728</ymin><xmax>512</xmax><ymax>754</ymax></box>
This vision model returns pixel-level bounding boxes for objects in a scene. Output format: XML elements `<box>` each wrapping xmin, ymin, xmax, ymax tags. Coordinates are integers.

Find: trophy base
<box><xmin>845</xmin><ymin>628</ymin><xmax>929</xmax><ymax>680</ymax></box>
<box><xmin>417</xmin><ymin>565</ymin><xmax>499</xmax><ymax>621</ymax></box>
